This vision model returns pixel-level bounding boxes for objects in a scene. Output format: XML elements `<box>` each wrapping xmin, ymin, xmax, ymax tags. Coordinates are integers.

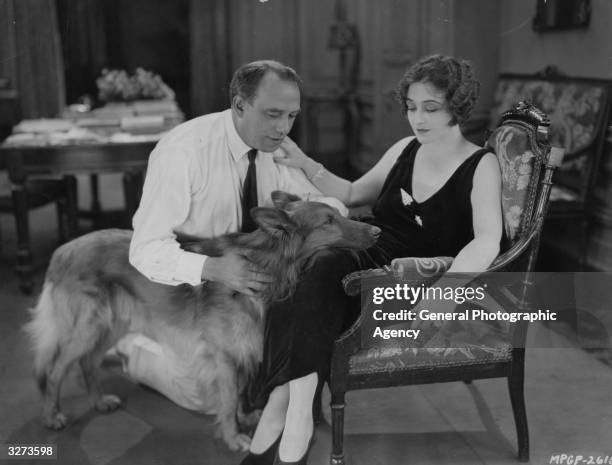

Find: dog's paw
<box><xmin>238</xmin><ymin>409</ymin><xmax>262</xmax><ymax>429</ymax></box>
<box><xmin>223</xmin><ymin>433</ymin><xmax>252</xmax><ymax>452</ymax></box>
<box><xmin>95</xmin><ymin>394</ymin><xmax>122</xmax><ymax>412</ymax></box>
<box><xmin>44</xmin><ymin>412</ymin><xmax>68</xmax><ymax>430</ymax></box>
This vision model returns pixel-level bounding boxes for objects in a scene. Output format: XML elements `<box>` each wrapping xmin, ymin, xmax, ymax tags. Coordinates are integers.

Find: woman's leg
<box><xmin>278</xmin><ymin>372</ymin><xmax>318</xmax><ymax>461</ymax></box>
<box><xmin>250</xmin><ymin>250</ymin><xmax>362</xmax><ymax>460</ymax></box>
<box><xmin>249</xmin><ymin>383</ymin><xmax>290</xmax><ymax>453</ymax></box>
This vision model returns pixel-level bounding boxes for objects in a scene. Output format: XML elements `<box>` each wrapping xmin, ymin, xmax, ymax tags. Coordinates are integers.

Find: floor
<box><xmin>1</xmin><ymin>204</ymin><xmax>611</xmax><ymax>465</ymax></box>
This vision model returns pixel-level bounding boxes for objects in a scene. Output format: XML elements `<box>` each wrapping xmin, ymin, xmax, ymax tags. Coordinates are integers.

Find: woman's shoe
<box><xmin>240</xmin><ymin>432</ymin><xmax>283</xmax><ymax>465</ymax></box>
<box><xmin>272</xmin><ymin>434</ymin><xmax>314</xmax><ymax>465</ymax></box>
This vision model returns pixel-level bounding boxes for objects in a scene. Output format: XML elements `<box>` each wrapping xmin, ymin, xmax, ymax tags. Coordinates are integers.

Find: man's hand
<box><xmin>201</xmin><ymin>252</ymin><xmax>273</xmax><ymax>296</ymax></box>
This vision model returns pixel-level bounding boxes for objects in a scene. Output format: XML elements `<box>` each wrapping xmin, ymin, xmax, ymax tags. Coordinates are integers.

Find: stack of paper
<box><xmin>13</xmin><ymin>119</ymin><xmax>73</xmax><ymax>133</ymax></box>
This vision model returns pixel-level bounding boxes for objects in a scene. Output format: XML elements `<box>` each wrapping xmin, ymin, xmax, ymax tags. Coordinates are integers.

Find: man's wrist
<box><xmin>172</xmin><ymin>251</ymin><xmax>207</xmax><ymax>286</ymax></box>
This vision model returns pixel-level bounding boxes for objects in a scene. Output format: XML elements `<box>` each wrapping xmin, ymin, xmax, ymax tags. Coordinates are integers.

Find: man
<box><xmin>129</xmin><ymin>59</ymin><xmax>345</xmax><ymax>292</ymax></box>
<box><xmin>118</xmin><ymin>60</ymin><xmax>348</xmax><ymax>458</ymax></box>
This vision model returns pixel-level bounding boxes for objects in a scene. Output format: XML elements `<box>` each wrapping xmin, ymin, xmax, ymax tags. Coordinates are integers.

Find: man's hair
<box><xmin>396</xmin><ymin>54</ymin><xmax>480</xmax><ymax>126</ymax></box>
<box><xmin>229</xmin><ymin>60</ymin><xmax>303</xmax><ymax>104</ymax></box>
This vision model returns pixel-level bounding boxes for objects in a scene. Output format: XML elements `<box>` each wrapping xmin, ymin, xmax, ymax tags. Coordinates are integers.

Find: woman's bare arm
<box><xmin>275</xmin><ymin>137</ymin><xmax>412</xmax><ymax>208</ymax></box>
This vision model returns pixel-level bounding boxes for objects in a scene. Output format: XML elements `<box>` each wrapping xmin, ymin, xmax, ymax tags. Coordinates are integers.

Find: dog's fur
<box><xmin>25</xmin><ymin>191</ymin><xmax>379</xmax><ymax>451</ymax></box>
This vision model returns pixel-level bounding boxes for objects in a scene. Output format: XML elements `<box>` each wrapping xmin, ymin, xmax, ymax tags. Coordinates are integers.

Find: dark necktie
<box><xmin>241</xmin><ymin>149</ymin><xmax>258</xmax><ymax>233</ymax></box>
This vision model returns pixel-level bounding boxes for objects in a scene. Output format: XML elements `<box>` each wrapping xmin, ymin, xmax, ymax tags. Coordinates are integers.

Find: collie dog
<box><xmin>26</xmin><ymin>191</ymin><xmax>380</xmax><ymax>450</ymax></box>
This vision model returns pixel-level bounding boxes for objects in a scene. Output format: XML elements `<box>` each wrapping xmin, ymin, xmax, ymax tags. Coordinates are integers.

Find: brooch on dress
<box><xmin>400</xmin><ymin>188</ymin><xmax>413</xmax><ymax>206</ymax></box>
<box><xmin>400</xmin><ymin>188</ymin><xmax>422</xmax><ymax>227</ymax></box>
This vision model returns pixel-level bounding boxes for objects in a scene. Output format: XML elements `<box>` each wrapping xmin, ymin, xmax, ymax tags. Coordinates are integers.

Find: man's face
<box><xmin>233</xmin><ymin>72</ymin><xmax>301</xmax><ymax>153</ymax></box>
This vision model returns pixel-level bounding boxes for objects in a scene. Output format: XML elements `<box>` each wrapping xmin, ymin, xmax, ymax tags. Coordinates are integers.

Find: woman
<box><xmin>242</xmin><ymin>54</ymin><xmax>503</xmax><ymax>465</ymax></box>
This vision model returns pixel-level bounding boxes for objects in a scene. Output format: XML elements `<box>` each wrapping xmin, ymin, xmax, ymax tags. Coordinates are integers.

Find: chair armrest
<box><xmin>342</xmin><ymin>256</ymin><xmax>454</xmax><ymax>296</ymax></box>
<box><xmin>342</xmin><ymin>267</ymin><xmax>391</xmax><ymax>296</ymax></box>
<box><xmin>336</xmin><ymin>256</ymin><xmax>454</xmax><ymax>352</ymax></box>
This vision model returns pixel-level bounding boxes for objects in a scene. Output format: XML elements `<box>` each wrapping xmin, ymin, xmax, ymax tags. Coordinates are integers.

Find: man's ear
<box><xmin>271</xmin><ymin>190</ymin><xmax>302</xmax><ymax>210</ymax></box>
<box><xmin>233</xmin><ymin>95</ymin><xmax>246</xmax><ymax>115</ymax></box>
<box><xmin>251</xmin><ymin>207</ymin><xmax>296</xmax><ymax>235</ymax></box>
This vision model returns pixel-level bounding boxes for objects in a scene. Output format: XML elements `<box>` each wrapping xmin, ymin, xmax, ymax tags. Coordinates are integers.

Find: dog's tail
<box><xmin>24</xmin><ymin>283</ymin><xmax>64</xmax><ymax>393</ymax></box>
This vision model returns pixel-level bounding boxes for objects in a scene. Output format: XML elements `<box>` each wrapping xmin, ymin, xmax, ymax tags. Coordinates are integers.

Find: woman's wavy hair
<box><xmin>396</xmin><ymin>55</ymin><xmax>480</xmax><ymax>126</ymax></box>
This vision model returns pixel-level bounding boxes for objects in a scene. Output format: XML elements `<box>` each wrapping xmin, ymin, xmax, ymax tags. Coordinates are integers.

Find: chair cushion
<box><xmin>348</xmin><ymin>335</ymin><xmax>512</xmax><ymax>375</ymax></box>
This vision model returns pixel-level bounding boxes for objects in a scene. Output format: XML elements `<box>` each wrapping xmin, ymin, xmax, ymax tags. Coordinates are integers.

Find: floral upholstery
<box><xmin>349</xmin><ymin>340</ymin><xmax>511</xmax><ymax>375</ymax></box>
<box><xmin>491</xmin><ymin>80</ymin><xmax>605</xmax><ymax>155</ymax></box>
<box><xmin>490</xmin><ymin>77</ymin><xmax>610</xmax><ymax>204</ymax></box>
<box><xmin>487</xmin><ymin>124</ymin><xmax>542</xmax><ymax>244</ymax></box>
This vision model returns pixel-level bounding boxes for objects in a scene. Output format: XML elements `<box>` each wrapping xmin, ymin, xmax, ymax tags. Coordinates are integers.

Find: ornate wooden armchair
<box><xmin>329</xmin><ymin>102</ymin><xmax>564</xmax><ymax>464</ymax></box>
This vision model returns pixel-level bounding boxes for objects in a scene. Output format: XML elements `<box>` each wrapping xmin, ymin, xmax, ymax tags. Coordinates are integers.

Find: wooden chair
<box><xmin>0</xmin><ymin>171</ymin><xmax>78</xmax><ymax>293</ymax></box>
<box><xmin>329</xmin><ymin>102</ymin><xmax>564</xmax><ymax>464</ymax></box>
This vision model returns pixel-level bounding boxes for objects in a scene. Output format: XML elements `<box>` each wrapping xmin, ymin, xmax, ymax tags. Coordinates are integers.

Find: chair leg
<box><xmin>508</xmin><ymin>357</ymin><xmax>529</xmax><ymax>462</ymax></box>
<box><xmin>578</xmin><ymin>217</ymin><xmax>589</xmax><ymax>271</ymax></box>
<box><xmin>11</xmin><ymin>184</ymin><xmax>33</xmax><ymax>294</ymax></box>
<box><xmin>330</xmin><ymin>391</ymin><xmax>346</xmax><ymax>465</ymax></box>
<box><xmin>63</xmin><ymin>175</ymin><xmax>78</xmax><ymax>239</ymax></box>
<box><xmin>56</xmin><ymin>199</ymin><xmax>66</xmax><ymax>244</ymax></box>
<box><xmin>313</xmin><ymin>381</ymin><xmax>324</xmax><ymax>425</ymax></box>
<box><xmin>123</xmin><ymin>171</ymin><xmax>144</xmax><ymax>226</ymax></box>
<box><xmin>89</xmin><ymin>173</ymin><xmax>102</xmax><ymax>228</ymax></box>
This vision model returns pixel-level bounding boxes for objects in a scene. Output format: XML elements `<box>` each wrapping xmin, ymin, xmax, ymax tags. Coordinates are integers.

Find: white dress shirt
<box><xmin>129</xmin><ymin>109</ymin><xmax>347</xmax><ymax>286</ymax></box>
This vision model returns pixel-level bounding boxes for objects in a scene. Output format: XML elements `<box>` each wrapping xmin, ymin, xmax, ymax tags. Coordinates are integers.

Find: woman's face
<box><xmin>405</xmin><ymin>81</ymin><xmax>454</xmax><ymax>144</ymax></box>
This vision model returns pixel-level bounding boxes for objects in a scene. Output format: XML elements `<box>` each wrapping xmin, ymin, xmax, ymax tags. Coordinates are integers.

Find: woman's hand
<box><xmin>274</xmin><ymin>137</ymin><xmax>311</xmax><ymax>170</ymax></box>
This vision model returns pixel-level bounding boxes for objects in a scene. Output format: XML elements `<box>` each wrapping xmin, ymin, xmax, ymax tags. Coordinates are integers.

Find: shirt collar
<box><xmin>224</xmin><ymin>109</ymin><xmax>253</xmax><ymax>161</ymax></box>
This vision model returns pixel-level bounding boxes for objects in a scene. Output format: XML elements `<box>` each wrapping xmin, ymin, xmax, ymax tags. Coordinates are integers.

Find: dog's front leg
<box><xmin>237</xmin><ymin>398</ymin><xmax>262</xmax><ymax>431</ymax></box>
<box><xmin>214</xmin><ymin>353</ymin><xmax>252</xmax><ymax>452</ymax></box>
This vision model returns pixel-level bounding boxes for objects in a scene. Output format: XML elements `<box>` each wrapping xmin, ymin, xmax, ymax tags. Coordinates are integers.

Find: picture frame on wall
<box><xmin>533</xmin><ymin>0</ymin><xmax>591</xmax><ymax>31</ymax></box>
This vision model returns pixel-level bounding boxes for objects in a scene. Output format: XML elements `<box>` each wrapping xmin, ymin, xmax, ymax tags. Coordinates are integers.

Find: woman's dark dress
<box><xmin>252</xmin><ymin>138</ymin><xmax>490</xmax><ymax>407</ymax></box>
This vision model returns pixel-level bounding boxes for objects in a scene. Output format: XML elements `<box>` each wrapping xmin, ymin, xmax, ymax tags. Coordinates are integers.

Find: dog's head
<box><xmin>250</xmin><ymin>191</ymin><xmax>380</xmax><ymax>253</ymax></box>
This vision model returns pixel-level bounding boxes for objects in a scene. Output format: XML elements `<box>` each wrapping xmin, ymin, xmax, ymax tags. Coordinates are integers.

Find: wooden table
<box><xmin>0</xmin><ymin>139</ymin><xmax>156</xmax><ymax>293</ymax></box>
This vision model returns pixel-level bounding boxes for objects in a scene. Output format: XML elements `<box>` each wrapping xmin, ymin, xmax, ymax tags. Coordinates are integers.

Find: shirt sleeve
<box><xmin>129</xmin><ymin>146</ymin><xmax>207</xmax><ymax>286</ymax></box>
<box><xmin>278</xmin><ymin>164</ymin><xmax>349</xmax><ymax>217</ymax></box>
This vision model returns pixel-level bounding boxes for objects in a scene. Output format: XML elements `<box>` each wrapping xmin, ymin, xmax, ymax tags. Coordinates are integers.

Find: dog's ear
<box><xmin>251</xmin><ymin>207</ymin><xmax>296</xmax><ymax>234</ymax></box>
<box><xmin>271</xmin><ymin>191</ymin><xmax>302</xmax><ymax>210</ymax></box>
